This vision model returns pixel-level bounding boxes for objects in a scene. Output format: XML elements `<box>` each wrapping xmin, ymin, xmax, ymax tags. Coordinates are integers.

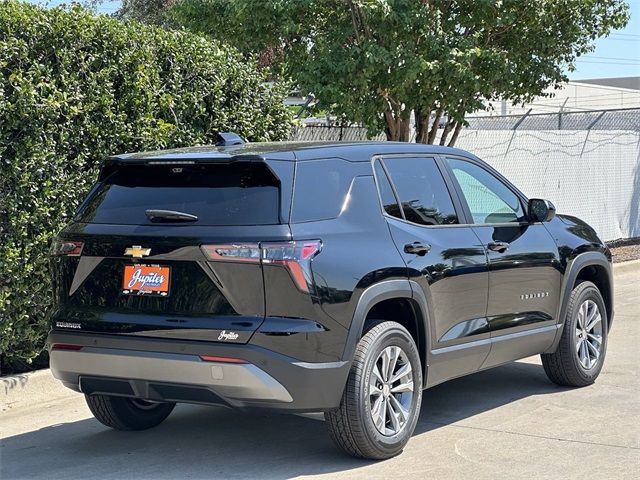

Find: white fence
<box><xmin>454</xmin><ymin>129</ymin><xmax>639</xmax><ymax>242</ymax></box>
<box><xmin>290</xmin><ymin>109</ymin><xmax>640</xmax><ymax>242</ymax></box>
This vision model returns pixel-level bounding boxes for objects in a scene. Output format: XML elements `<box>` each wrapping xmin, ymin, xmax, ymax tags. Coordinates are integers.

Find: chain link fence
<box><xmin>466</xmin><ymin>107</ymin><xmax>640</xmax><ymax>131</ymax></box>
<box><xmin>290</xmin><ymin>108</ymin><xmax>640</xmax><ymax>241</ymax></box>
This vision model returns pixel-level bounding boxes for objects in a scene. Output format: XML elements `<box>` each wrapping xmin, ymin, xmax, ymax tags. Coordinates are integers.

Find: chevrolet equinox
<box><xmin>48</xmin><ymin>134</ymin><xmax>613</xmax><ymax>459</ymax></box>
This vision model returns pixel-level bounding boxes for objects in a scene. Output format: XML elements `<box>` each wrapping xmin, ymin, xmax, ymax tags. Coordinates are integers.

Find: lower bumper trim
<box><xmin>51</xmin><ymin>347</ymin><xmax>293</xmax><ymax>405</ymax></box>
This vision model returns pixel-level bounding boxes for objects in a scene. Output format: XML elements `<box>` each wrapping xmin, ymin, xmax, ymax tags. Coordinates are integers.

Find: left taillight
<box><xmin>51</xmin><ymin>239</ymin><xmax>84</xmax><ymax>257</ymax></box>
<box><xmin>200</xmin><ymin>240</ymin><xmax>322</xmax><ymax>292</ymax></box>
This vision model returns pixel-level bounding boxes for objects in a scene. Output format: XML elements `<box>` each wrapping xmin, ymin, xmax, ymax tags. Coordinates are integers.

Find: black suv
<box><xmin>48</xmin><ymin>135</ymin><xmax>613</xmax><ymax>459</ymax></box>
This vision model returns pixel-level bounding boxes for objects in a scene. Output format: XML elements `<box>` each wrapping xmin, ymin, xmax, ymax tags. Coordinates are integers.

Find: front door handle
<box><xmin>487</xmin><ymin>241</ymin><xmax>510</xmax><ymax>253</ymax></box>
<box><xmin>404</xmin><ymin>242</ymin><xmax>431</xmax><ymax>256</ymax></box>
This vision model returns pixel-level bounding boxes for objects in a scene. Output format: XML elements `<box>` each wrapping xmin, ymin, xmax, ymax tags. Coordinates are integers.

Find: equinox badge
<box><xmin>124</xmin><ymin>245</ymin><xmax>151</xmax><ymax>258</ymax></box>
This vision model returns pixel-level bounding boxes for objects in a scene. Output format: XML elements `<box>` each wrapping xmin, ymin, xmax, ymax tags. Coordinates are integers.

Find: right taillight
<box><xmin>261</xmin><ymin>241</ymin><xmax>321</xmax><ymax>293</ymax></box>
<box><xmin>201</xmin><ymin>240</ymin><xmax>322</xmax><ymax>292</ymax></box>
<box><xmin>200</xmin><ymin>244</ymin><xmax>261</xmax><ymax>263</ymax></box>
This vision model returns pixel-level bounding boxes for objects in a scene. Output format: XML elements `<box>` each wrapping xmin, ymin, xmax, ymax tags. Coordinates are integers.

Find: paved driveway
<box><xmin>1</xmin><ymin>265</ymin><xmax>638</xmax><ymax>479</ymax></box>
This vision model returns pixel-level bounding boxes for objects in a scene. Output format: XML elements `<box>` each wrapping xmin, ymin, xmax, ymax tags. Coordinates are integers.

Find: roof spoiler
<box><xmin>216</xmin><ymin>132</ymin><xmax>246</xmax><ymax>146</ymax></box>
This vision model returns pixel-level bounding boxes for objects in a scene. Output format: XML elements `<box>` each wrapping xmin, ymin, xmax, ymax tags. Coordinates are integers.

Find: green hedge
<box><xmin>0</xmin><ymin>0</ymin><xmax>292</xmax><ymax>373</ymax></box>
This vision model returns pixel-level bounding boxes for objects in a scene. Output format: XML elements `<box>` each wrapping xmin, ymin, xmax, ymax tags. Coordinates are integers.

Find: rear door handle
<box><xmin>487</xmin><ymin>241</ymin><xmax>510</xmax><ymax>253</ymax></box>
<box><xmin>404</xmin><ymin>242</ymin><xmax>431</xmax><ymax>256</ymax></box>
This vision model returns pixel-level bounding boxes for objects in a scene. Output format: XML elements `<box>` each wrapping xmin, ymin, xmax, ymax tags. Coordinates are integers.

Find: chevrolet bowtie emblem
<box><xmin>124</xmin><ymin>246</ymin><xmax>151</xmax><ymax>258</ymax></box>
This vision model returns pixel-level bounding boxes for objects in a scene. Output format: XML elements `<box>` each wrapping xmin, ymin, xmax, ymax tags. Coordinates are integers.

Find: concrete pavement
<box><xmin>1</xmin><ymin>265</ymin><xmax>638</xmax><ymax>479</ymax></box>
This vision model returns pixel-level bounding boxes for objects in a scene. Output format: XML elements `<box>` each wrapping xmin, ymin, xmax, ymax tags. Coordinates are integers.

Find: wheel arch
<box><xmin>545</xmin><ymin>251</ymin><xmax>613</xmax><ymax>353</ymax></box>
<box><xmin>342</xmin><ymin>280</ymin><xmax>432</xmax><ymax>387</ymax></box>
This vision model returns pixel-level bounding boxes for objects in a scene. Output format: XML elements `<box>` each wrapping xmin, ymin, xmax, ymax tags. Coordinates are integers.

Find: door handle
<box><xmin>487</xmin><ymin>241</ymin><xmax>510</xmax><ymax>253</ymax></box>
<box><xmin>404</xmin><ymin>242</ymin><xmax>431</xmax><ymax>256</ymax></box>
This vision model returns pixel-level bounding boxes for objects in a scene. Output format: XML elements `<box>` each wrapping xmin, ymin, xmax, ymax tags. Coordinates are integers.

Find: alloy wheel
<box><xmin>575</xmin><ymin>299</ymin><xmax>603</xmax><ymax>370</ymax></box>
<box><xmin>369</xmin><ymin>345</ymin><xmax>415</xmax><ymax>436</ymax></box>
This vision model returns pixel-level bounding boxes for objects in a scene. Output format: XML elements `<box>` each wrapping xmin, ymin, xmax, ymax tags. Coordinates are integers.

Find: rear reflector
<box><xmin>51</xmin><ymin>343</ymin><xmax>83</xmax><ymax>351</ymax></box>
<box><xmin>201</xmin><ymin>240</ymin><xmax>322</xmax><ymax>293</ymax></box>
<box><xmin>199</xmin><ymin>355</ymin><xmax>248</xmax><ymax>364</ymax></box>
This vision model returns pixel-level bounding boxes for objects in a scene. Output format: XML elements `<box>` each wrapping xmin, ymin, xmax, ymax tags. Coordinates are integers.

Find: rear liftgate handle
<box><xmin>404</xmin><ymin>242</ymin><xmax>431</xmax><ymax>256</ymax></box>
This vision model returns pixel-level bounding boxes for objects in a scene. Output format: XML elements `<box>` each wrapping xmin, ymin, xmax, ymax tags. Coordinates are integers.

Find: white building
<box><xmin>490</xmin><ymin>76</ymin><xmax>640</xmax><ymax>115</ymax></box>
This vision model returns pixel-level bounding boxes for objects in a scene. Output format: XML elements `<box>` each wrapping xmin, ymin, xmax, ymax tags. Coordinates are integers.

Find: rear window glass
<box><xmin>291</xmin><ymin>159</ymin><xmax>355</xmax><ymax>222</ymax></box>
<box><xmin>76</xmin><ymin>163</ymin><xmax>280</xmax><ymax>226</ymax></box>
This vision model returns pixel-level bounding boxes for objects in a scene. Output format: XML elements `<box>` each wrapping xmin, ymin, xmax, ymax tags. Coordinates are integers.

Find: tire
<box><xmin>85</xmin><ymin>395</ymin><xmax>175</xmax><ymax>431</ymax></box>
<box><xmin>541</xmin><ymin>281</ymin><xmax>608</xmax><ymax>387</ymax></box>
<box><xmin>325</xmin><ymin>320</ymin><xmax>423</xmax><ymax>459</ymax></box>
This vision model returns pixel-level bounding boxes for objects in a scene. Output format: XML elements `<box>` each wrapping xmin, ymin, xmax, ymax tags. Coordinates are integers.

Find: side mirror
<box><xmin>528</xmin><ymin>198</ymin><xmax>556</xmax><ymax>223</ymax></box>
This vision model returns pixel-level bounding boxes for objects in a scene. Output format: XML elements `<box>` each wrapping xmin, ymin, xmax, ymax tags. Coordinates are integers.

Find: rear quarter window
<box><xmin>291</xmin><ymin>159</ymin><xmax>355</xmax><ymax>223</ymax></box>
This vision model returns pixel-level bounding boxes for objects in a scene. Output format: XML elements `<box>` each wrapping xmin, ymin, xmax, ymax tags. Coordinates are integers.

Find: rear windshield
<box><xmin>76</xmin><ymin>162</ymin><xmax>280</xmax><ymax>226</ymax></box>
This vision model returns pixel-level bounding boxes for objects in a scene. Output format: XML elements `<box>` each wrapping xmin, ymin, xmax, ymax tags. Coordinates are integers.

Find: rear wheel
<box><xmin>85</xmin><ymin>394</ymin><xmax>175</xmax><ymax>431</ymax></box>
<box><xmin>541</xmin><ymin>281</ymin><xmax>608</xmax><ymax>387</ymax></box>
<box><xmin>325</xmin><ymin>321</ymin><xmax>422</xmax><ymax>459</ymax></box>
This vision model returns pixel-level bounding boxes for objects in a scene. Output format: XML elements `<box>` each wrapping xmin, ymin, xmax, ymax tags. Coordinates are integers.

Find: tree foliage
<box><xmin>130</xmin><ymin>0</ymin><xmax>629</xmax><ymax>144</ymax></box>
<box><xmin>0</xmin><ymin>0</ymin><xmax>292</xmax><ymax>372</ymax></box>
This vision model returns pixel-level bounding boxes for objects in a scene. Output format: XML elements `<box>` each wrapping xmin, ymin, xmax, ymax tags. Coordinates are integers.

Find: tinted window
<box><xmin>448</xmin><ymin>158</ymin><xmax>525</xmax><ymax>224</ymax></box>
<box><xmin>76</xmin><ymin>163</ymin><xmax>280</xmax><ymax>226</ymax></box>
<box><xmin>383</xmin><ymin>157</ymin><xmax>458</xmax><ymax>225</ymax></box>
<box><xmin>292</xmin><ymin>159</ymin><xmax>354</xmax><ymax>222</ymax></box>
<box><xmin>373</xmin><ymin>160</ymin><xmax>402</xmax><ymax>219</ymax></box>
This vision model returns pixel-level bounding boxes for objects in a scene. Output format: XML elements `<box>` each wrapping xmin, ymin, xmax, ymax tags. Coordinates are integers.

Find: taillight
<box><xmin>51</xmin><ymin>343</ymin><xmax>83</xmax><ymax>351</ymax></box>
<box><xmin>262</xmin><ymin>241</ymin><xmax>321</xmax><ymax>292</ymax></box>
<box><xmin>201</xmin><ymin>240</ymin><xmax>322</xmax><ymax>293</ymax></box>
<box><xmin>51</xmin><ymin>239</ymin><xmax>84</xmax><ymax>256</ymax></box>
<box><xmin>200</xmin><ymin>244</ymin><xmax>261</xmax><ymax>263</ymax></box>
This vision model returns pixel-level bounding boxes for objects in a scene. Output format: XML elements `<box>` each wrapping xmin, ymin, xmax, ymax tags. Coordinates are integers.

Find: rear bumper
<box><xmin>47</xmin><ymin>331</ymin><xmax>350</xmax><ymax>412</ymax></box>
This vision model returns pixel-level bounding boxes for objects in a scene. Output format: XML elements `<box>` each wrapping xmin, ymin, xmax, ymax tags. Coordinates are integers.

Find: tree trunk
<box><xmin>414</xmin><ymin>107</ymin><xmax>431</xmax><ymax>144</ymax></box>
<box><xmin>427</xmin><ymin>107</ymin><xmax>443</xmax><ymax>144</ymax></box>
<box><xmin>398</xmin><ymin>116</ymin><xmax>411</xmax><ymax>142</ymax></box>
<box><xmin>439</xmin><ymin>119</ymin><xmax>455</xmax><ymax>145</ymax></box>
<box><xmin>383</xmin><ymin>109</ymin><xmax>398</xmax><ymax>141</ymax></box>
<box><xmin>448</xmin><ymin>120</ymin><xmax>463</xmax><ymax>146</ymax></box>
<box><xmin>383</xmin><ymin>108</ymin><xmax>412</xmax><ymax>142</ymax></box>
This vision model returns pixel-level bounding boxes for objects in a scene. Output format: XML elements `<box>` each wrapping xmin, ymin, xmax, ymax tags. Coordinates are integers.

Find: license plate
<box><xmin>122</xmin><ymin>264</ymin><xmax>170</xmax><ymax>296</ymax></box>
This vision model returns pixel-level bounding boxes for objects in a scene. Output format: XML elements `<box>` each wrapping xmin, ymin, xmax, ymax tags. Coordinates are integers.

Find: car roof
<box><xmin>108</xmin><ymin>141</ymin><xmax>474</xmax><ymax>163</ymax></box>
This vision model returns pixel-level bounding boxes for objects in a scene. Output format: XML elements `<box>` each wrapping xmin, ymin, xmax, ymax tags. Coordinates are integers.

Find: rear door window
<box><xmin>76</xmin><ymin>162</ymin><xmax>281</xmax><ymax>226</ymax></box>
<box><xmin>382</xmin><ymin>157</ymin><xmax>459</xmax><ymax>226</ymax></box>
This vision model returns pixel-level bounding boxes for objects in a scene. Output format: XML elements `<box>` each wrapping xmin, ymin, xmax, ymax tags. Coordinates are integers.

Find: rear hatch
<box><xmin>50</xmin><ymin>157</ymin><xmax>293</xmax><ymax>343</ymax></box>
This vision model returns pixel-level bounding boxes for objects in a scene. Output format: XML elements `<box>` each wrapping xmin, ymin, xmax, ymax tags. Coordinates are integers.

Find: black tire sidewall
<box><xmin>358</xmin><ymin>324</ymin><xmax>422</xmax><ymax>455</ymax></box>
<box><xmin>86</xmin><ymin>394</ymin><xmax>175</xmax><ymax>430</ymax></box>
<box><xmin>565</xmin><ymin>283</ymin><xmax>608</xmax><ymax>382</ymax></box>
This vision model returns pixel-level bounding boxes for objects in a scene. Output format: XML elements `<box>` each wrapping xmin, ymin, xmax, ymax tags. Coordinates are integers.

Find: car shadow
<box><xmin>1</xmin><ymin>361</ymin><xmax>566</xmax><ymax>480</ymax></box>
<box><xmin>417</xmin><ymin>359</ymin><xmax>567</xmax><ymax>434</ymax></box>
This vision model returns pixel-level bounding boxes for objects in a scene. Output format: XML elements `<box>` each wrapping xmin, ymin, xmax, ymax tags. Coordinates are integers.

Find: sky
<box><xmin>34</xmin><ymin>0</ymin><xmax>640</xmax><ymax>80</ymax></box>
<box><xmin>568</xmin><ymin>0</ymin><xmax>640</xmax><ymax>80</ymax></box>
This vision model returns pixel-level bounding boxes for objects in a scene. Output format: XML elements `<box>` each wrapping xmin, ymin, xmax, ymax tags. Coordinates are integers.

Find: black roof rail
<box><xmin>216</xmin><ymin>132</ymin><xmax>246</xmax><ymax>146</ymax></box>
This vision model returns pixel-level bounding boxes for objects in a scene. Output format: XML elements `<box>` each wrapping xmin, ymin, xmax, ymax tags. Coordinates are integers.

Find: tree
<box><xmin>124</xmin><ymin>0</ymin><xmax>630</xmax><ymax>145</ymax></box>
<box><xmin>0</xmin><ymin>1</ymin><xmax>292</xmax><ymax>372</ymax></box>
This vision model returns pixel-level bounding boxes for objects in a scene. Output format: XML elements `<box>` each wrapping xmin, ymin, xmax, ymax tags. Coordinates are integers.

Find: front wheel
<box><xmin>325</xmin><ymin>321</ymin><xmax>423</xmax><ymax>459</ymax></box>
<box><xmin>85</xmin><ymin>394</ymin><xmax>175</xmax><ymax>431</ymax></box>
<box><xmin>541</xmin><ymin>281</ymin><xmax>608</xmax><ymax>387</ymax></box>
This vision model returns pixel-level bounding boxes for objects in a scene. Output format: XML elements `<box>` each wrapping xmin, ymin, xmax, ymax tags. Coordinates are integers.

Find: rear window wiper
<box><xmin>145</xmin><ymin>209</ymin><xmax>198</xmax><ymax>222</ymax></box>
